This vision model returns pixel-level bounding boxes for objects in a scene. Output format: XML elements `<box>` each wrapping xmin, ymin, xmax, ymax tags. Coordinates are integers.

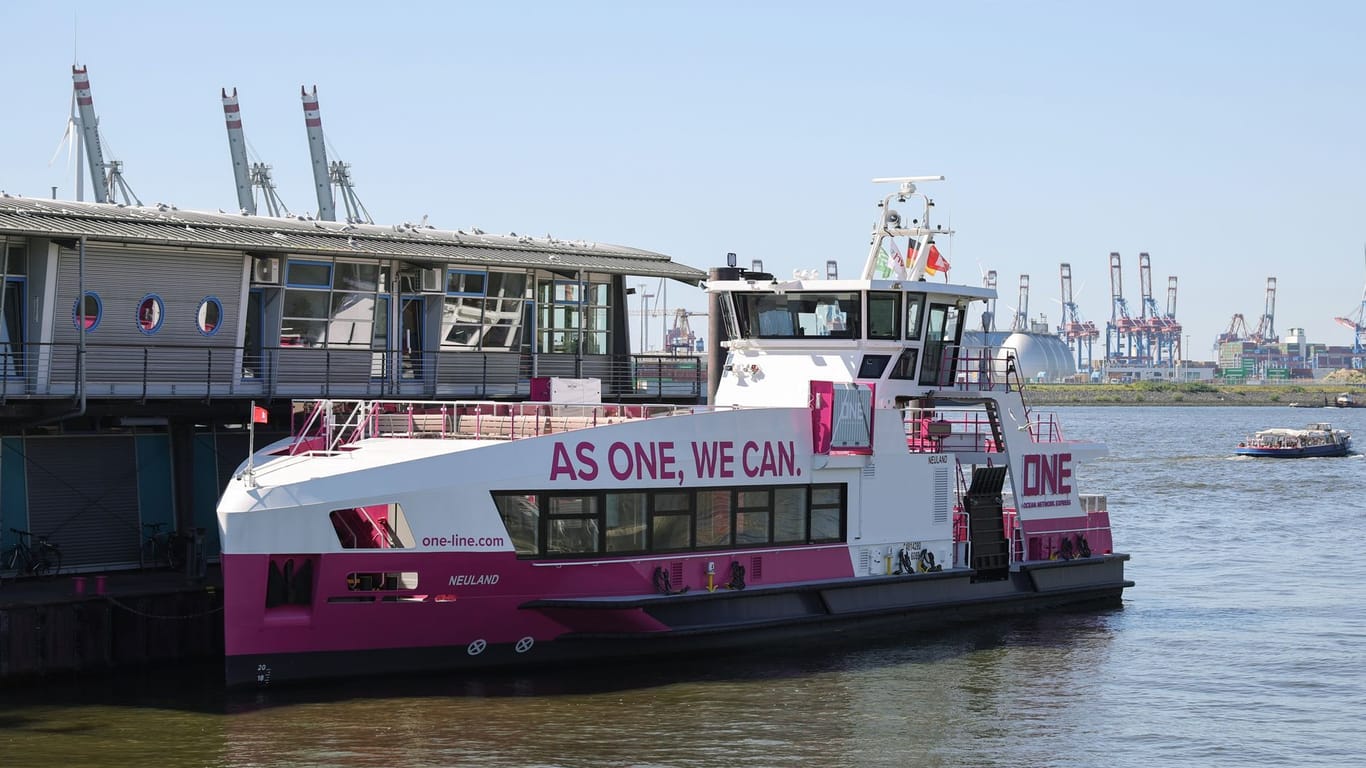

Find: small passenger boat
<box><xmin>216</xmin><ymin>176</ymin><xmax>1131</xmax><ymax>688</ymax></box>
<box><xmin>1235</xmin><ymin>422</ymin><xmax>1352</xmax><ymax>458</ymax></box>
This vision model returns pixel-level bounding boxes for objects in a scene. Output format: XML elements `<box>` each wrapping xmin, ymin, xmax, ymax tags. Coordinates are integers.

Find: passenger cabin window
<box><xmin>196</xmin><ymin>296</ymin><xmax>223</xmax><ymax>336</ymax></box>
<box><xmin>867</xmin><ymin>292</ymin><xmax>901</xmax><ymax>340</ymax></box>
<box><xmin>492</xmin><ymin>484</ymin><xmax>847</xmax><ymax>559</ymax></box>
<box><xmin>734</xmin><ymin>292</ymin><xmax>861</xmax><ymax>339</ymax></box>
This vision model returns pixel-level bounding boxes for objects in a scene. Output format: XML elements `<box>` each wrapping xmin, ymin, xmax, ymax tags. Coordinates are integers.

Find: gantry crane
<box><xmin>1058</xmin><ymin>263</ymin><xmax>1098</xmax><ymax>370</ymax></box>
<box><xmin>1106</xmin><ymin>252</ymin><xmax>1139</xmax><ymax>361</ymax></box>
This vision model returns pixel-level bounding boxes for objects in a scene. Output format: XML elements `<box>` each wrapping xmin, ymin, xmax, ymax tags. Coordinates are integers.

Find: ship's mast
<box><xmin>863</xmin><ymin>175</ymin><xmax>947</xmax><ymax>281</ymax></box>
<box><xmin>301</xmin><ymin>85</ymin><xmax>336</xmax><ymax>221</ymax></box>
<box><xmin>222</xmin><ymin>88</ymin><xmax>255</xmax><ymax>215</ymax></box>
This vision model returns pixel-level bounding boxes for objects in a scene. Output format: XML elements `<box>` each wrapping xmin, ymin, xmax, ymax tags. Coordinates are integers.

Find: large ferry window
<box><xmin>492</xmin><ymin>483</ymin><xmax>848</xmax><ymax>558</ymax></box>
<box><xmin>695</xmin><ymin>490</ymin><xmax>733</xmax><ymax>547</ymax></box>
<box><xmin>493</xmin><ymin>494</ymin><xmax>541</xmax><ymax>555</ymax></box>
<box><xmin>605</xmin><ymin>492</ymin><xmax>647</xmax><ymax>552</ymax></box>
<box><xmin>904</xmin><ymin>293</ymin><xmax>926</xmax><ymax>341</ymax></box>
<box><xmin>773</xmin><ymin>487</ymin><xmax>808</xmax><ymax>543</ymax></box>
<box><xmin>651</xmin><ymin>491</ymin><xmax>693</xmax><ymax>551</ymax></box>
<box><xmin>546</xmin><ymin>495</ymin><xmax>601</xmax><ymax>554</ymax></box>
<box><xmin>867</xmin><ymin>292</ymin><xmax>901</xmax><ymax>340</ymax></box>
<box><xmin>735</xmin><ymin>490</ymin><xmax>772</xmax><ymax>545</ymax></box>
<box><xmin>810</xmin><ymin>485</ymin><xmax>845</xmax><ymax>541</ymax></box>
<box><xmin>735</xmin><ymin>292</ymin><xmax>861</xmax><ymax>339</ymax></box>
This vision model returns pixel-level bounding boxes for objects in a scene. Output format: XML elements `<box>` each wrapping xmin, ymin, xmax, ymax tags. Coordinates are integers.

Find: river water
<box><xmin>3</xmin><ymin>406</ymin><xmax>1365</xmax><ymax>767</ymax></box>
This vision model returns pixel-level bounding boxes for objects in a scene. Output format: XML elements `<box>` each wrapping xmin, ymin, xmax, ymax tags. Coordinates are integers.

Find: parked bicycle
<box><xmin>3</xmin><ymin>528</ymin><xmax>62</xmax><ymax>577</ymax></box>
<box><xmin>142</xmin><ymin>521</ymin><xmax>186</xmax><ymax>571</ymax></box>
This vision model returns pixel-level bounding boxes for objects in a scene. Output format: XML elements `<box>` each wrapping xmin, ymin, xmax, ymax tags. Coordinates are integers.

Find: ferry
<box><xmin>216</xmin><ymin>176</ymin><xmax>1132</xmax><ymax>688</ymax></box>
<box><xmin>1235</xmin><ymin>422</ymin><xmax>1352</xmax><ymax>458</ymax></box>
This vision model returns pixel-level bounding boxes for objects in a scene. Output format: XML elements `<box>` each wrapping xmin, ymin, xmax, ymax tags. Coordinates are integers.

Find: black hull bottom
<box><xmin>227</xmin><ymin>555</ymin><xmax>1130</xmax><ymax>688</ymax></box>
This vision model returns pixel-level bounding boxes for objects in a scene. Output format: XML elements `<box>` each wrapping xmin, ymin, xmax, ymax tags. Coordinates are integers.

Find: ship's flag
<box><xmin>874</xmin><ymin>244</ymin><xmax>893</xmax><ymax>279</ymax></box>
<box><xmin>252</xmin><ymin>405</ymin><xmax>269</xmax><ymax>424</ymax></box>
<box><xmin>888</xmin><ymin>238</ymin><xmax>907</xmax><ymax>280</ymax></box>
<box><xmin>925</xmin><ymin>243</ymin><xmax>950</xmax><ymax>276</ymax></box>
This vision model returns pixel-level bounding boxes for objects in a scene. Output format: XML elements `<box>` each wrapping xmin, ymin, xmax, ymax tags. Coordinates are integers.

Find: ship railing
<box><xmin>903</xmin><ymin>404</ymin><xmax>1001</xmax><ymax>453</ymax></box>
<box><xmin>901</xmin><ymin>403</ymin><xmax>1065</xmax><ymax>453</ymax></box>
<box><xmin>283</xmin><ymin>398</ymin><xmax>726</xmax><ymax>450</ymax></box>
<box><xmin>926</xmin><ymin>346</ymin><xmax>1023</xmax><ymax>393</ymax></box>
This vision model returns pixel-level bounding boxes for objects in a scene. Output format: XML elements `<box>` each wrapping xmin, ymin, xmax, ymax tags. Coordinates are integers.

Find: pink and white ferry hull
<box><xmin>222</xmin><ymin>545</ymin><xmax>1128</xmax><ymax>688</ymax></box>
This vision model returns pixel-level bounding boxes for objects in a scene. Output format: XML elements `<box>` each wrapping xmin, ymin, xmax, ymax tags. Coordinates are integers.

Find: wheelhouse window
<box><xmin>867</xmin><ymin>292</ymin><xmax>901</xmax><ymax>340</ymax></box>
<box><xmin>904</xmin><ymin>292</ymin><xmax>926</xmax><ymax>341</ymax></box>
<box><xmin>492</xmin><ymin>483</ymin><xmax>847</xmax><ymax>559</ymax></box>
<box><xmin>281</xmin><ymin>258</ymin><xmax>389</xmax><ymax>350</ymax></box>
<box><xmin>733</xmin><ymin>292</ymin><xmax>862</xmax><ymax>339</ymax></box>
<box><xmin>919</xmin><ymin>302</ymin><xmax>964</xmax><ymax>386</ymax></box>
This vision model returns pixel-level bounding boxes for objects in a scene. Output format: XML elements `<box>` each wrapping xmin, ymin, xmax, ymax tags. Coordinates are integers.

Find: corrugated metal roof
<box><xmin>0</xmin><ymin>195</ymin><xmax>707</xmax><ymax>283</ymax></box>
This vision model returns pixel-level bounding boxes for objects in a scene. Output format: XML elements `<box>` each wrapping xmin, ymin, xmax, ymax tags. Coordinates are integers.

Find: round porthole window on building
<box><xmin>197</xmin><ymin>296</ymin><xmax>223</xmax><ymax>336</ymax></box>
<box><xmin>71</xmin><ymin>292</ymin><xmax>102</xmax><ymax>331</ymax></box>
<box><xmin>137</xmin><ymin>294</ymin><xmax>165</xmax><ymax>334</ymax></box>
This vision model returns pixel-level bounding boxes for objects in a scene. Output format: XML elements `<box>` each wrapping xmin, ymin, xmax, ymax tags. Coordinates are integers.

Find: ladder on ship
<box><xmin>964</xmin><ymin>465</ymin><xmax>1010</xmax><ymax>582</ymax></box>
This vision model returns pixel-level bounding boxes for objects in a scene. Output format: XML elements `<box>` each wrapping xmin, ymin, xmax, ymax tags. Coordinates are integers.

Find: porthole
<box><xmin>71</xmin><ymin>292</ymin><xmax>102</xmax><ymax>331</ymax></box>
<box><xmin>137</xmin><ymin>294</ymin><xmax>165</xmax><ymax>334</ymax></box>
<box><xmin>197</xmin><ymin>296</ymin><xmax>223</xmax><ymax>336</ymax></box>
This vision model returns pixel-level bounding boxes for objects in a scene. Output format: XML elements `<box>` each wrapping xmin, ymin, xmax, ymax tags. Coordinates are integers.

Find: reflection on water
<box><xmin>5</xmin><ymin>406</ymin><xmax>1366</xmax><ymax>767</ymax></box>
<box><xmin>4</xmin><ymin>612</ymin><xmax>1120</xmax><ymax>768</ymax></box>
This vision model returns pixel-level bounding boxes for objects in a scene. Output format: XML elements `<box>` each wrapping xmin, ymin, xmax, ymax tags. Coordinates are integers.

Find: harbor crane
<box><xmin>1058</xmin><ymin>263</ymin><xmax>1099</xmax><ymax>370</ymax></box>
<box><xmin>981</xmin><ymin>269</ymin><xmax>998</xmax><ymax>332</ymax></box>
<box><xmin>1105</xmin><ymin>252</ymin><xmax>1140</xmax><ymax>361</ymax></box>
<box><xmin>1249</xmin><ymin>277</ymin><xmax>1278</xmax><ymax>344</ymax></box>
<box><xmin>301</xmin><ymin>86</ymin><xmax>372</xmax><ymax>224</ymax></box>
<box><xmin>1332</xmin><ymin>246</ymin><xmax>1366</xmax><ymax>361</ymax></box>
<box><xmin>222</xmin><ymin>88</ymin><xmax>290</xmax><ymax>217</ymax></box>
<box><xmin>70</xmin><ymin>65</ymin><xmax>140</xmax><ymax>206</ymax></box>
<box><xmin>1165</xmin><ymin>276</ymin><xmax>1183</xmax><ymax>364</ymax></box>
<box><xmin>1138</xmin><ymin>253</ymin><xmax>1179</xmax><ymax>364</ymax></box>
<box><xmin>1010</xmin><ymin>274</ymin><xmax>1030</xmax><ymax>332</ymax></box>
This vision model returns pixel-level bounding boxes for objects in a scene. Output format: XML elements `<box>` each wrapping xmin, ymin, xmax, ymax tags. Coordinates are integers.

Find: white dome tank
<box><xmin>992</xmin><ymin>332</ymin><xmax>1078</xmax><ymax>383</ymax></box>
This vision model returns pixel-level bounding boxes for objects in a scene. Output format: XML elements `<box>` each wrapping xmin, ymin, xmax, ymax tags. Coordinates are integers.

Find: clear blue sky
<box><xmin>4</xmin><ymin>1</ymin><xmax>1365</xmax><ymax>358</ymax></box>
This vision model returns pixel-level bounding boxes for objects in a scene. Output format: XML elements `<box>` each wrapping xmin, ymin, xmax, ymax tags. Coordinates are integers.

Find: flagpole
<box><xmin>246</xmin><ymin>400</ymin><xmax>257</xmax><ymax>488</ymax></box>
